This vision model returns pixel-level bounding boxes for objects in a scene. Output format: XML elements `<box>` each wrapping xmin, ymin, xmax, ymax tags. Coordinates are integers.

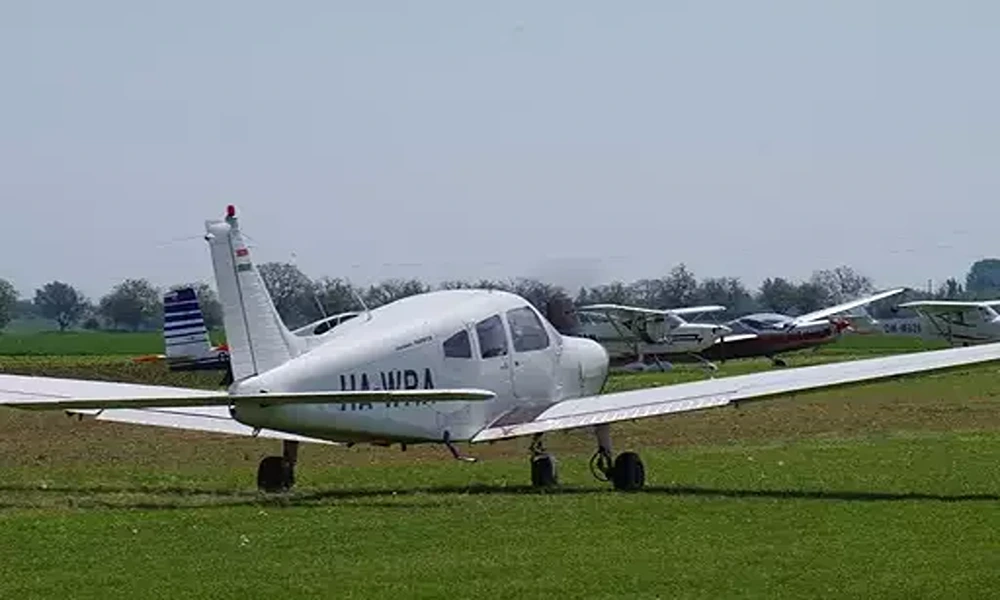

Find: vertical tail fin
<box><xmin>162</xmin><ymin>286</ymin><xmax>214</xmax><ymax>368</ymax></box>
<box><xmin>204</xmin><ymin>205</ymin><xmax>305</xmax><ymax>381</ymax></box>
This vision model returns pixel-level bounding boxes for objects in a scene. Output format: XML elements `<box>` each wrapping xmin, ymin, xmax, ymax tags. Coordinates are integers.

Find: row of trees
<box><xmin>3</xmin><ymin>259</ymin><xmax>1000</xmax><ymax>333</ymax></box>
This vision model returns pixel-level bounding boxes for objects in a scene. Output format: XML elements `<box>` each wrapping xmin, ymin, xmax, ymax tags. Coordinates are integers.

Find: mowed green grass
<box><xmin>1</xmin><ymin>337</ymin><xmax>999</xmax><ymax>598</ymax></box>
<box><xmin>0</xmin><ymin>329</ymin><xmax>226</xmax><ymax>356</ymax></box>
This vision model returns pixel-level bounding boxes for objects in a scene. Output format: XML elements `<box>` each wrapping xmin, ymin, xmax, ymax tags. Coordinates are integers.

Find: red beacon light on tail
<box><xmin>226</xmin><ymin>205</ymin><xmax>236</xmax><ymax>218</ymax></box>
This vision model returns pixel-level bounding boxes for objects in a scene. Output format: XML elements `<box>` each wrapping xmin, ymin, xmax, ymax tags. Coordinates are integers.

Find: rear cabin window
<box><xmin>476</xmin><ymin>315</ymin><xmax>508</xmax><ymax>358</ymax></box>
<box><xmin>507</xmin><ymin>306</ymin><xmax>550</xmax><ymax>352</ymax></box>
<box><xmin>442</xmin><ymin>329</ymin><xmax>472</xmax><ymax>358</ymax></box>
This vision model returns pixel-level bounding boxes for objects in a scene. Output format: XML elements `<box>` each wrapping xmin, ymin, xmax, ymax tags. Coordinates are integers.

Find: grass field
<box><xmin>1</xmin><ymin>335</ymin><xmax>998</xmax><ymax>598</ymax></box>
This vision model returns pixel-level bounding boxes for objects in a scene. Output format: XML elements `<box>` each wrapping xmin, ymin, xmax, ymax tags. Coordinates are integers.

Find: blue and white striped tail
<box><xmin>163</xmin><ymin>287</ymin><xmax>218</xmax><ymax>370</ymax></box>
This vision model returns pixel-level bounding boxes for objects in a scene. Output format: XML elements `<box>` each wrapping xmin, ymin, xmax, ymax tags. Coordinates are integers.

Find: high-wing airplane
<box><xmin>697</xmin><ymin>288</ymin><xmax>908</xmax><ymax>366</ymax></box>
<box><xmin>896</xmin><ymin>300</ymin><xmax>1000</xmax><ymax>345</ymax></box>
<box><xmin>571</xmin><ymin>303</ymin><xmax>732</xmax><ymax>371</ymax></box>
<box><xmin>3</xmin><ymin>206</ymin><xmax>998</xmax><ymax>494</ymax></box>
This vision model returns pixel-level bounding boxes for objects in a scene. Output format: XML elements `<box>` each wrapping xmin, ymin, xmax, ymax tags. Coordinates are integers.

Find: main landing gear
<box><xmin>529</xmin><ymin>424</ymin><xmax>646</xmax><ymax>491</ymax></box>
<box><xmin>257</xmin><ymin>440</ymin><xmax>298</xmax><ymax>493</ymax></box>
<box><xmin>769</xmin><ymin>356</ymin><xmax>788</xmax><ymax>367</ymax></box>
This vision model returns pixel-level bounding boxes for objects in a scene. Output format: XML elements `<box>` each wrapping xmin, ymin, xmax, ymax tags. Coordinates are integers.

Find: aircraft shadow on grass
<box><xmin>0</xmin><ymin>483</ymin><xmax>997</xmax><ymax>511</ymax></box>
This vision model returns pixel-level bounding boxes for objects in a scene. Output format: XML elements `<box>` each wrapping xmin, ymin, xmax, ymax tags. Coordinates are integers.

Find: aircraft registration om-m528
<box><xmin>3</xmin><ymin>206</ymin><xmax>1000</xmax><ymax>493</ymax></box>
<box><xmin>896</xmin><ymin>299</ymin><xmax>1000</xmax><ymax>346</ymax></box>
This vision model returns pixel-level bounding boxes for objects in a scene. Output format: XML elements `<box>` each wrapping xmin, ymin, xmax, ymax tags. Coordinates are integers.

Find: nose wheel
<box><xmin>529</xmin><ymin>434</ymin><xmax>558</xmax><ymax>488</ymax></box>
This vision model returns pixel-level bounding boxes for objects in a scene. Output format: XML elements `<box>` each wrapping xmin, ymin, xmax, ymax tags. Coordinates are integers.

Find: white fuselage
<box><xmin>917</xmin><ymin>310</ymin><xmax>1000</xmax><ymax>345</ymax></box>
<box><xmin>575</xmin><ymin>310</ymin><xmax>728</xmax><ymax>359</ymax></box>
<box><xmin>226</xmin><ymin>290</ymin><xmax>609</xmax><ymax>443</ymax></box>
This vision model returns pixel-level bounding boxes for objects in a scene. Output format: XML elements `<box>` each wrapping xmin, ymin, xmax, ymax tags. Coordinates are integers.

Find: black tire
<box><xmin>611</xmin><ymin>451</ymin><xmax>645</xmax><ymax>491</ymax></box>
<box><xmin>530</xmin><ymin>454</ymin><xmax>558</xmax><ymax>488</ymax></box>
<box><xmin>257</xmin><ymin>456</ymin><xmax>294</xmax><ymax>493</ymax></box>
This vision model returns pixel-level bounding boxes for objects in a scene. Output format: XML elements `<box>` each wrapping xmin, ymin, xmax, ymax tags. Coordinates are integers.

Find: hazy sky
<box><xmin>2</xmin><ymin>1</ymin><xmax>998</xmax><ymax>300</ymax></box>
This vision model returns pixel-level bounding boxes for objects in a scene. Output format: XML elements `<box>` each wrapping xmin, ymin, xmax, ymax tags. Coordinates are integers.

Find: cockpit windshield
<box><xmin>736</xmin><ymin>313</ymin><xmax>793</xmax><ymax>331</ymax></box>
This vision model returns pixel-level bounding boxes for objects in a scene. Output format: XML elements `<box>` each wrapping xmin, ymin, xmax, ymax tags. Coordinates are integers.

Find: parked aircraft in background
<box><xmin>575</xmin><ymin>289</ymin><xmax>907</xmax><ymax>369</ymax></box>
<box><xmin>132</xmin><ymin>286</ymin><xmax>231</xmax><ymax>373</ymax></box>
<box><xmin>698</xmin><ymin>288</ymin><xmax>907</xmax><ymax>366</ymax></box>
<box><xmin>4</xmin><ymin>207</ymin><xmax>995</xmax><ymax>495</ymax></box>
<box><xmin>572</xmin><ymin>303</ymin><xmax>733</xmax><ymax>371</ymax></box>
<box><xmin>896</xmin><ymin>300</ymin><xmax>1000</xmax><ymax>345</ymax></box>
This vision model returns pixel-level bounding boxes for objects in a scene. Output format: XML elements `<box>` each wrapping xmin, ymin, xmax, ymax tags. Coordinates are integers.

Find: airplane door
<box><xmin>473</xmin><ymin>314</ymin><xmax>514</xmax><ymax>399</ymax></box>
<box><xmin>505</xmin><ymin>306</ymin><xmax>558</xmax><ymax>401</ymax></box>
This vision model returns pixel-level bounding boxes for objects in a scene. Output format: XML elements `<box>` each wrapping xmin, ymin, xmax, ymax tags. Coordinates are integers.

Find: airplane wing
<box><xmin>577</xmin><ymin>303</ymin><xmax>727</xmax><ymax>316</ymax></box>
<box><xmin>791</xmin><ymin>288</ymin><xmax>906</xmax><ymax>325</ymax></box>
<box><xmin>0</xmin><ymin>375</ymin><xmax>328</xmax><ymax>442</ymax></box>
<box><xmin>0</xmin><ymin>374</ymin><xmax>496</xmax><ymax>411</ymax></box>
<box><xmin>899</xmin><ymin>300</ymin><xmax>990</xmax><ymax>313</ymax></box>
<box><xmin>470</xmin><ymin>341</ymin><xmax>1000</xmax><ymax>442</ymax></box>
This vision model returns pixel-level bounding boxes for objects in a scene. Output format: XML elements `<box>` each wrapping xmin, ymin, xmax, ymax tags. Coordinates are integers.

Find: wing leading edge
<box><xmin>471</xmin><ymin>341</ymin><xmax>1000</xmax><ymax>442</ymax></box>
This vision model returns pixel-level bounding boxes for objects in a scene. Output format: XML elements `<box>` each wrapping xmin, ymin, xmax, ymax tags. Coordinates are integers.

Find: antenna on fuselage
<box><xmin>289</xmin><ymin>251</ymin><xmax>330</xmax><ymax>321</ymax></box>
<box><xmin>352</xmin><ymin>288</ymin><xmax>373</xmax><ymax>322</ymax></box>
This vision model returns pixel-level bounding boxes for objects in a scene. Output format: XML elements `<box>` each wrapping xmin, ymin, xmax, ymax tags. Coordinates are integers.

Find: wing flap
<box><xmin>88</xmin><ymin>406</ymin><xmax>334</xmax><ymax>444</ymax></box>
<box><xmin>471</xmin><ymin>341</ymin><xmax>1000</xmax><ymax>442</ymax></box>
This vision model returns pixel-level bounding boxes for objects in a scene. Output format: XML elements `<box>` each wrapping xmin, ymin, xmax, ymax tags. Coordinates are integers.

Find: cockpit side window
<box><xmin>476</xmin><ymin>315</ymin><xmax>509</xmax><ymax>358</ymax></box>
<box><xmin>506</xmin><ymin>306</ymin><xmax>550</xmax><ymax>352</ymax></box>
<box><xmin>443</xmin><ymin>329</ymin><xmax>472</xmax><ymax>359</ymax></box>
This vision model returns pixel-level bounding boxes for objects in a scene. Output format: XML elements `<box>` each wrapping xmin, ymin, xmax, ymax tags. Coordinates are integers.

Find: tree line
<box><xmin>3</xmin><ymin>259</ymin><xmax>1000</xmax><ymax>333</ymax></box>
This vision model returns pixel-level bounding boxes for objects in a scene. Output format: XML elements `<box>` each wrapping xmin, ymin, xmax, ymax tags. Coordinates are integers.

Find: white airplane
<box><xmin>896</xmin><ymin>300</ymin><xmax>1000</xmax><ymax>345</ymax></box>
<box><xmin>4</xmin><ymin>205</ymin><xmax>1000</xmax><ymax>494</ymax></box>
<box><xmin>572</xmin><ymin>303</ymin><xmax>733</xmax><ymax>372</ymax></box>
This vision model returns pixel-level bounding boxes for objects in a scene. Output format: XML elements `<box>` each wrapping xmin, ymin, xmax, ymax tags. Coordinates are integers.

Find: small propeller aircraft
<box><xmin>570</xmin><ymin>303</ymin><xmax>733</xmax><ymax>372</ymax></box>
<box><xmin>3</xmin><ymin>206</ymin><xmax>999</xmax><ymax>494</ymax></box>
<box><xmin>896</xmin><ymin>300</ymin><xmax>1000</xmax><ymax>345</ymax></box>
<box><xmin>132</xmin><ymin>286</ymin><xmax>232</xmax><ymax>373</ymax></box>
<box><xmin>698</xmin><ymin>288</ymin><xmax>908</xmax><ymax>366</ymax></box>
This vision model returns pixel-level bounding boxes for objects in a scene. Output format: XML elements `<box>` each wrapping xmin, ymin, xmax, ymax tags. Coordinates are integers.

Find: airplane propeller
<box><xmin>545</xmin><ymin>295</ymin><xmax>581</xmax><ymax>336</ymax></box>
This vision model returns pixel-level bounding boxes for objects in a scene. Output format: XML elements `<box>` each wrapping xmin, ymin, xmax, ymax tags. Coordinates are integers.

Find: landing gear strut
<box><xmin>529</xmin><ymin>433</ymin><xmax>558</xmax><ymax>488</ymax></box>
<box><xmin>770</xmin><ymin>356</ymin><xmax>787</xmax><ymax>367</ymax></box>
<box><xmin>257</xmin><ymin>440</ymin><xmax>298</xmax><ymax>493</ymax></box>
<box><xmin>589</xmin><ymin>424</ymin><xmax>645</xmax><ymax>491</ymax></box>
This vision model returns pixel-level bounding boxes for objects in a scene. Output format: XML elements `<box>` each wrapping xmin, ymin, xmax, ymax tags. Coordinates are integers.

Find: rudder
<box><xmin>204</xmin><ymin>205</ymin><xmax>304</xmax><ymax>381</ymax></box>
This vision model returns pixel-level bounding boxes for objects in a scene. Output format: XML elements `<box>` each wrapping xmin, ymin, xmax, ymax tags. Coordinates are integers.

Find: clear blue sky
<box><xmin>2</xmin><ymin>1</ymin><xmax>997</xmax><ymax>300</ymax></box>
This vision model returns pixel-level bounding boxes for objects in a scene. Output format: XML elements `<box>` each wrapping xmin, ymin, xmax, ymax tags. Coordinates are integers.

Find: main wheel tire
<box><xmin>257</xmin><ymin>456</ymin><xmax>294</xmax><ymax>493</ymax></box>
<box><xmin>611</xmin><ymin>451</ymin><xmax>645</xmax><ymax>491</ymax></box>
<box><xmin>530</xmin><ymin>454</ymin><xmax>558</xmax><ymax>488</ymax></box>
